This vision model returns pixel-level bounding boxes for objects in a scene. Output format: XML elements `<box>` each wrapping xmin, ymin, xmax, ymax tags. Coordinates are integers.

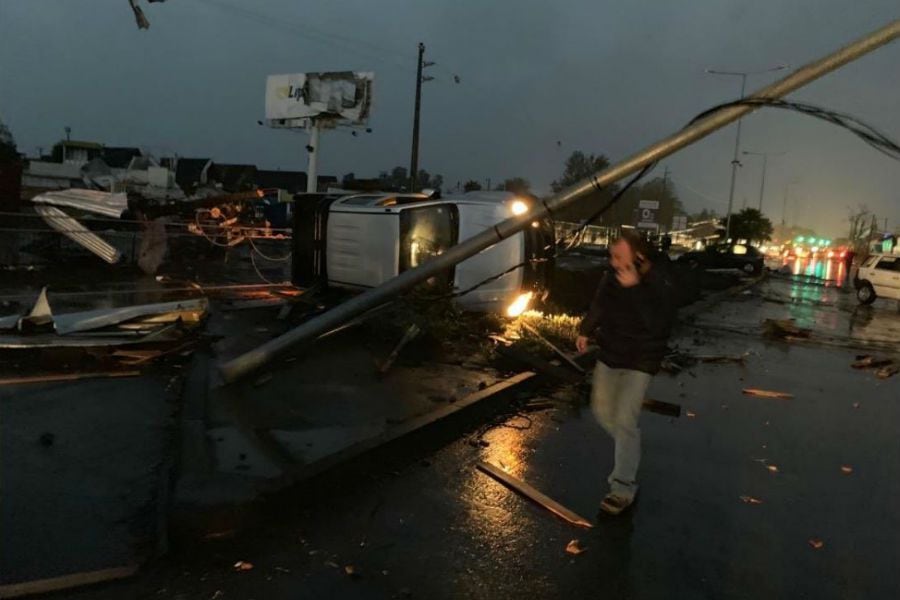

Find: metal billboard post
<box><xmin>222</xmin><ymin>20</ymin><xmax>900</xmax><ymax>383</ymax></box>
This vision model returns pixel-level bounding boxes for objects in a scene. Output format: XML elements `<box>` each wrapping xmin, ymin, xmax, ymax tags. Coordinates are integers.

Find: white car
<box><xmin>292</xmin><ymin>191</ymin><xmax>555</xmax><ymax>315</ymax></box>
<box><xmin>855</xmin><ymin>253</ymin><xmax>900</xmax><ymax>304</ymax></box>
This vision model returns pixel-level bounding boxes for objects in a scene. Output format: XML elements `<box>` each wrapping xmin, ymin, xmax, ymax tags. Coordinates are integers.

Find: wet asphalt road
<box><xmin>70</xmin><ymin>275</ymin><xmax>900</xmax><ymax>600</ymax></box>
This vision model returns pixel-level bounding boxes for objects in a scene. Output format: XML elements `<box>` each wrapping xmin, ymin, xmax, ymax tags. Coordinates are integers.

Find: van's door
<box><xmin>453</xmin><ymin>202</ymin><xmax>524</xmax><ymax>311</ymax></box>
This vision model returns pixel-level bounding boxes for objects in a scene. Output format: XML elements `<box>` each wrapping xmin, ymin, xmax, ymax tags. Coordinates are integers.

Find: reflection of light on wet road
<box><xmin>458</xmin><ymin>416</ymin><xmax>550</xmax><ymax>555</ymax></box>
<box><xmin>784</xmin><ymin>257</ymin><xmax>845</xmax><ymax>287</ymax></box>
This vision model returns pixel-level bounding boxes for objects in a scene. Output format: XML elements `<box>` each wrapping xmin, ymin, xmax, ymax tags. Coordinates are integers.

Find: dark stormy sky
<box><xmin>1</xmin><ymin>1</ymin><xmax>898</xmax><ymax>237</ymax></box>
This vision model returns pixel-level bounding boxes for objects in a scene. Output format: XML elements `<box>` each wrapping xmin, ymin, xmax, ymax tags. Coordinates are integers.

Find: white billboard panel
<box><xmin>265</xmin><ymin>71</ymin><xmax>374</xmax><ymax>125</ymax></box>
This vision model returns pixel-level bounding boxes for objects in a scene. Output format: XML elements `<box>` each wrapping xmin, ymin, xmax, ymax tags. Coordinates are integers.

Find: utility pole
<box><xmin>409</xmin><ymin>42</ymin><xmax>434</xmax><ymax>192</ymax></box>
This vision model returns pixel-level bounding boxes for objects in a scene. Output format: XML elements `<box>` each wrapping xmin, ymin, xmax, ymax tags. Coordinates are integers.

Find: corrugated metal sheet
<box><xmin>31</xmin><ymin>188</ymin><xmax>128</xmax><ymax>218</ymax></box>
<box><xmin>34</xmin><ymin>204</ymin><xmax>121</xmax><ymax>264</ymax></box>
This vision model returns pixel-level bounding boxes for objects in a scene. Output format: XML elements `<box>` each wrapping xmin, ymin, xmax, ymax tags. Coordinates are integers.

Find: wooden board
<box><xmin>0</xmin><ymin>565</ymin><xmax>138</xmax><ymax>598</ymax></box>
<box><xmin>0</xmin><ymin>370</ymin><xmax>141</xmax><ymax>386</ymax></box>
<box><xmin>476</xmin><ymin>461</ymin><xmax>593</xmax><ymax>529</ymax></box>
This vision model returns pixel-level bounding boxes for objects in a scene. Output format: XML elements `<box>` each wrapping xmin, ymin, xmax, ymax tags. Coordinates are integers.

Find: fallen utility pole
<box><xmin>221</xmin><ymin>20</ymin><xmax>900</xmax><ymax>383</ymax></box>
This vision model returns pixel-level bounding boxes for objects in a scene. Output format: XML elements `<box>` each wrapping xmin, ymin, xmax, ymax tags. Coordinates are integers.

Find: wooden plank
<box><xmin>742</xmin><ymin>388</ymin><xmax>794</xmax><ymax>400</ymax></box>
<box><xmin>0</xmin><ymin>370</ymin><xmax>141</xmax><ymax>386</ymax></box>
<box><xmin>497</xmin><ymin>345</ymin><xmax>582</xmax><ymax>384</ymax></box>
<box><xmin>476</xmin><ymin>461</ymin><xmax>593</xmax><ymax>529</ymax></box>
<box><xmin>520</xmin><ymin>322</ymin><xmax>585</xmax><ymax>373</ymax></box>
<box><xmin>0</xmin><ymin>565</ymin><xmax>138</xmax><ymax>598</ymax></box>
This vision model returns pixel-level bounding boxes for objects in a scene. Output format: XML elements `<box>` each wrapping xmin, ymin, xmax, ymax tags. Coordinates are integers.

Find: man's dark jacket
<box><xmin>578</xmin><ymin>259</ymin><xmax>678</xmax><ymax>374</ymax></box>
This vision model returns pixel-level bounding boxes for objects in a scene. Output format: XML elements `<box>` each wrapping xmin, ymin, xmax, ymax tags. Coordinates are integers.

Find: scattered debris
<box><xmin>0</xmin><ymin>370</ymin><xmax>141</xmax><ymax>387</ymax></box>
<box><xmin>766</xmin><ymin>465</ymin><xmax>780</xmax><ymax>473</ymax></box>
<box><xmin>520</xmin><ymin>322</ymin><xmax>584</xmax><ymax>373</ymax></box>
<box><xmin>694</xmin><ymin>352</ymin><xmax>749</xmax><ymax>364</ymax></box>
<box><xmin>324</xmin><ymin>561</ymin><xmax>339</xmax><ymax>569</ymax></box>
<box><xmin>875</xmin><ymin>364</ymin><xmax>899</xmax><ymax>379</ymax></box>
<box><xmin>0</xmin><ymin>565</ymin><xmax>139</xmax><ymax>598</ymax></box>
<box><xmin>808</xmin><ymin>538</ymin><xmax>825</xmax><ymax>550</ymax></box>
<box><xmin>742</xmin><ymin>388</ymin><xmax>794</xmax><ymax>400</ymax></box>
<box><xmin>686</xmin><ymin>410</ymin><xmax>697</xmax><ymax>418</ymax></box>
<box><xmin>763</xmin><ymin>318</ymin><xmax>811</xmax><ymax>340</ymax></box>
<box><xmin>565</xmin><ymin>539</ymin><xmax>587</xmax><ymax>555</ymax></box>
<box><xmin>841</xmin><ymin>465</ymin><xmax>853</xmax><ymax>474</ymax></box>
<box><xmin>377</xmin><ymin>323</ymin><xmax>421</xmax><ymax>375</ymax></box>
<box><xmin>344</xmin><ymin>565</ymin><xmax>361</xmax><ymax>578</ymax></box>
<box><xmin>740</xmin><ymin>495</ymin><xmax>763</xmax><ymax>505</ymax></box>
<box><xmin>851</xmin><ymin>355</ymin><xmax>893</xmax><ymax>370</ymax></box>
<box><xmin>476</xmin><ymin>461</ymin><xmax>593</xmax><ymax>529</ymax></box>
<box><xmin>233</xmin><ymin>561</ymin><xmax>254</xmax><ymax>572</ymax></box>
<box><xmin>642</xmin><ymin>398</ymin><xmax>682</xmax><ymax>417</ymax></box>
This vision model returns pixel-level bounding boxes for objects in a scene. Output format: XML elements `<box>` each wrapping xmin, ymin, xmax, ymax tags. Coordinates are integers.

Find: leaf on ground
<box><xmin>565</xmin><ymin>539</ymin><xmax>587</xmax><ymax>555</ymax></box>
<box><xmin>840</xmin><ymin>465</ymin><xmax>853</xmax><ymax>474</ymax></box>
<box><xmin>740</xmin><ymin>495</ymin><xmax>763</xmax><ymax>505</ymax></box>
<box><xmin>233</xmin><ymin>561</ymin><xmax>254</xmax><ymax>572</ymax></box>
<box><xmin>686</xmin><ymin>411</ymin><xmax>696</xmax><ymax>418</ymax></box>
<box><xmin>766</xmin><ymin>464</ymin><xmax>779</xmax><ymax>473</ymax></box>
<box><xmin>808</xmin><ymin>538</ymin><xmax>824</xmax><ymax>550</ymax></box>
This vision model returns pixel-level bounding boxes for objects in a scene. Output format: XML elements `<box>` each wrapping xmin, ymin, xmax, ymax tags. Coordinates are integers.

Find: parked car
<box><xmin>676</xmin><ymin>243</ymin><xmax>764</xmax><ymax>275</ymax></box>
<box><xmin>854</xmin><ymin>253</ymin><xmax>900</xmax><ymax>304</ymax></box>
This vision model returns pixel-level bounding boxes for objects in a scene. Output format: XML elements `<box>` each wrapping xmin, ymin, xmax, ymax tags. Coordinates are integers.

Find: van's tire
<box><xmin>743</xmin><ymin>262</ymin><xmax>761</xmax><ymax>275</ymax></box>
<box><xmin>856</xmin><ymin>281</ymin><xmax>876</xmax><ymax>305</ymax></box>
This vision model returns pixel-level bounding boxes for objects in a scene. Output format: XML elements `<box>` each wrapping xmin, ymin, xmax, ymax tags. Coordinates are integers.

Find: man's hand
<box><xmin>615</xmin><ymin>261</ymin><xmax>641</xmax><ymax>288</ymax></box>
<box><xmin>576</xmin><ymin>335</ymin><xmax>589</xmax><ymax>354</ymax></box>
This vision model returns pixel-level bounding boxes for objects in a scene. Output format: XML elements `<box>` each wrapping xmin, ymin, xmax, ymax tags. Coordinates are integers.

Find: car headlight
<box><xmin>510</xmin><ymin>200</ymin><xmax>529</xmax><ymax>216</ymax></box>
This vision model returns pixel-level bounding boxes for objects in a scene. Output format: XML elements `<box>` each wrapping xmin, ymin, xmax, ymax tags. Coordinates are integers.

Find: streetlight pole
<box><xmin>743</xmin><ymin>150</ymin><xmax>787</xmax><ymax>212</ymax></box>
<box><xmin>706</xmin><ymin>64</ymin><xmax>787</xmax><ymax>239</ymax></box>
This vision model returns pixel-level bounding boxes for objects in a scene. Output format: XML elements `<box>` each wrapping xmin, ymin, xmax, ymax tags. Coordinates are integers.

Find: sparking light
<box><xmin>506</xmin><ymin>291</ymin><xmax>533</xmax><ymax>317</ymax></box>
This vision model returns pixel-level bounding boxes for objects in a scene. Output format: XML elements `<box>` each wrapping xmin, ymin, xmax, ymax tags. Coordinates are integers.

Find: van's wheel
<box><xmin>743</xmin><ymin>262</ymin><xmax>758</xmax><ymax>275</ymax></box>
<box><xmin>856</xmin><ymin>282</ymin><xmax>876</xmax><ymax>305</ymax></box>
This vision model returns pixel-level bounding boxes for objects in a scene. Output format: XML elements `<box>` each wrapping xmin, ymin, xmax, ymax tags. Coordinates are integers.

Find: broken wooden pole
<box><xmin>377</xmin><ymin>323</ymin><xmax>421</xmax><ymax>375</ymax></box>
<box><xmin>520</xmin><ymin>322</ymin><xmax>585</xmax><ymax>373</ymax></box>
<box><xmin>476</xmin><ymin>461</ymin><xmax>593</xmax><ymax>528</ymax></box>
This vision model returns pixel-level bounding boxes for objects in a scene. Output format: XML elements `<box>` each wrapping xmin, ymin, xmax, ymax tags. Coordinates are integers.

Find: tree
<box><xmin>690</xmin><ymin>208</ymin><xmax>718</xmax><ymax>222</ymax></box>
<box><xmin>847</xmin><ymin>204</ymin><xmax>873</xmax><ymax>253</ymax></box>
<box><xmin>463</xmin><ymin>180</ymin><xmax>482</xmax><ymax>192</ymax></box>
<box><xmin>550</xmin><ymin>151</ymin><xmax>619</xmax><ymax>223</ymax></box>
<box><xmin>729</xmin><ymin>208</ymin><xmax>773</xmax><ymax>243</ymax></box>
<box><xmin>502</xmin><ymin>177</ymin><xmax>530</xmax><ymax>195</ymax></box>
<box><xmin>0</xmin><ymin>118</ymin><xmax>18</xmax><ymax>163</ymax></box>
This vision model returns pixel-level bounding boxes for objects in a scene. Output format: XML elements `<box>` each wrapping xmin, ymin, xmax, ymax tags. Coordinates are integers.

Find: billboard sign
<box><xmin>265</xmin><ymin>71</ymin><xmax>374</xmax><ymax>126</ymax></box>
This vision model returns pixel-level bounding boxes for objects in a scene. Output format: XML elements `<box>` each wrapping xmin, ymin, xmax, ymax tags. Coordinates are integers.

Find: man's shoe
<box><xmin>600</xmin><ymin>492</ymin><xmax>634</xmax><ymax>515</ymax></box>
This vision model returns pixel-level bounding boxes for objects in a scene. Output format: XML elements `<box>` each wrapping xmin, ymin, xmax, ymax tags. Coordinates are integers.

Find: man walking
<box><xmin>576</xmin><ymin>231</ymin><xmax>678</xmax><ymax>515</ymax></box>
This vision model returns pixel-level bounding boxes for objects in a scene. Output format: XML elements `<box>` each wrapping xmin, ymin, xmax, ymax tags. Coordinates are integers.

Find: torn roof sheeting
<box><xmin>31</xmin><ymin>189</ymin><xmax>128</xmax><ymax>219</ymax></box>
<box><xmin>53</xmin><ymin>297</ymin><xmax>208</xmax><ymax>335</ymax></box>
<box><xmin>34</xmin><ymin>205</ymin><xmax>121</xmax><ymax>264</ymax></box>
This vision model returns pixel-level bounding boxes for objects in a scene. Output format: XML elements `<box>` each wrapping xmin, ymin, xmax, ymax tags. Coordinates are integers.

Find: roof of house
<box><xmin>256</xmin><ymin>169</ymin><xmax>307</xmax><ymax>192</ymax></box>
<box><xmin>101</xmin><ymin>147</ymin><xmax>142</xmax><ymax>169</ymax></box>
<box><xmin>208</xmin><ymin>163</ymin><xmax>258</xmax><ymax>192</ymax></box>
<box><xmin>60</xmin><ymin>140</ymin><xmax>103</xmax><ymax>150</ymax></box>
<box><xmin>173</xmin><ymin>158</ymin><xmax>212</xmax><ymax>192</ymax></box>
